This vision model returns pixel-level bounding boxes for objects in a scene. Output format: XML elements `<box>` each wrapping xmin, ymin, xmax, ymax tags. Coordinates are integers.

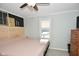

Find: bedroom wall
<box><xmin>24</xmin><ymin>17</ymin><xmax>40</xmax><ymax>39</ymax></box>
<box><xmin>50</xmin><ymin>11</ymin><xmax>79</xmax><ymax>50</ymax></box>
<box><xmin>24</xmin><ymin>10</ymin><xmax>79</xmax><ymax>51</ymax></box>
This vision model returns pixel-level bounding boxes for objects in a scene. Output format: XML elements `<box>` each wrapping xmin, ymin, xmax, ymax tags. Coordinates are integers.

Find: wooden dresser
<box><xmin>70</xmin><ymin>29</ymin><xmax>79</xmax><ymax>56</ymax></box>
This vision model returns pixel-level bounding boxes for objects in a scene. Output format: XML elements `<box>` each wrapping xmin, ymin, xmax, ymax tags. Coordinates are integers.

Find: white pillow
<box><xmin>40</xmin><ymin>39</ymin><xmax>49</xmax><ymax>44</ymax></box>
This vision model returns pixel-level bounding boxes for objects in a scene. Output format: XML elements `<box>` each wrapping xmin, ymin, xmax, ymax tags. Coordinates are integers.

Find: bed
<box><xmin>0</xmin><ymin>36</ymin><xmax>49</xmax><ymax>56</ymax></box>
<box><xmin>0</xmin><ymin>26</ymin><xmax>49</xmax><ymax>56</ymax></box>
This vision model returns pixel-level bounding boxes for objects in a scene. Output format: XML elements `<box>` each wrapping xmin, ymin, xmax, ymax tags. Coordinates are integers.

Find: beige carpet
<box><xmin>46</xmin><ymin>49</ymin><xmax>69</xmax><ymax>56</ymax></box>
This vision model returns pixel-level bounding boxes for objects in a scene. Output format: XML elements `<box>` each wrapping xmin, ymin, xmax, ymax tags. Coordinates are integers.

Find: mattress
<box><xmin>0</xmin><ymin>37</ymin><xmax>49</xmax><ymax>56</ymax></box>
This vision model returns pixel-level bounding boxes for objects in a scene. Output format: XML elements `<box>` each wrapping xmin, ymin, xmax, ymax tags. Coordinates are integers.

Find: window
<box><xmin>40</xmin><ymin>19</ymin><xmax>50</xmax><ymax>40</ymax></box>
<box><xmin>0</xmin><ymin>11</ymin><xmax>2</xmax><ymax>24</ymax></box>
<box><xmin>0</xmin><ymin>11</ymin><xmax>7</xmax><ymax>25</ymax></box>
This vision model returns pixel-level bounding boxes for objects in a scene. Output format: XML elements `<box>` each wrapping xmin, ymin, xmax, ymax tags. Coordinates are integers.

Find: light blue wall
<box><xmin>25</xmin><ymin>11</ymin><xmax>79</xmax><ymax>50</ymax></box>
<box><xmin>50</xmin><ymin>11</ymin><xmax>79</xmax><ymax>50</ymax></box>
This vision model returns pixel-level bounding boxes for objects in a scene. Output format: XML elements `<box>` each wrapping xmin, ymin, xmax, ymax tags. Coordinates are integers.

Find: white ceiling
<box><xmin>0</xmin><ymin>3</ymin><xmax>79</xmax><ymax>17</ymax></box>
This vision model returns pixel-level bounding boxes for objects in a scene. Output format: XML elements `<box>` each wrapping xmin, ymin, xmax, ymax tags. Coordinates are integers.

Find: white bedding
<box><xmin>0</xmin><ymin>37</ymin><xmax>49</xmax><ymax>56</ymax></box>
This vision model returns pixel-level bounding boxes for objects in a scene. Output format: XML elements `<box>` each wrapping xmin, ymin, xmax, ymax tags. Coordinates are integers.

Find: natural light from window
<box><xmin>40</xmin><ymin>19</ymin><xmax>50</xmax><ymax>40</ymax></box>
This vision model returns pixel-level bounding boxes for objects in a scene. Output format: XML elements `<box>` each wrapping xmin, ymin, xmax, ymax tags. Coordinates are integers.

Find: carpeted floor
<box><xmin>46</xmin><ymin>49</ymin><xmax>69</xmax><ymax>56</ymax></box>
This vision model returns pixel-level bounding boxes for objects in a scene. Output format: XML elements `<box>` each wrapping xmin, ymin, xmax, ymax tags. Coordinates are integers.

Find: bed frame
<box><xmin>43</xmin><ymin>42</ymin><xmax>50</xmax><ymax>56</ymax></box>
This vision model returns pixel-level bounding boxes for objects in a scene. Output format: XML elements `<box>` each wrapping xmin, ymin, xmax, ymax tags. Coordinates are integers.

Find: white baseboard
<box><xmin>49</xmin><ymin>47</ymin><xmax>68</xmax><ymax>52</ymax></box>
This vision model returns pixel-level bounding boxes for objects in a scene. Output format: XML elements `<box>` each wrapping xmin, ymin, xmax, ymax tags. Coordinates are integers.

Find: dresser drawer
<box><xmin>70</xmin><ymin>30</ymin><xmax>79</xmax><ymax>56</ymax></box>
<box><xmin>71</xmin><ymin>41</ymin><xmax>78</xmax><ymax>46</ymax></box>
<box><xmin>70</xmin><ymin>45</ymin><xmax>78</xmax><ymax>56</ymax></box>
<box><xmin>71</xmin><ymin>30</ymin><xmax>79</xmax><ymax>33</ymax></box>
<box><xmin>71</xmin><ymin>34</ymin><xmax>79</xmax><ymax>39</ymax></box>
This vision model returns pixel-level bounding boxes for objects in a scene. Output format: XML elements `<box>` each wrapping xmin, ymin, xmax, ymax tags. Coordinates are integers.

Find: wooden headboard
<box><xmin>8</xmin><ymin>27</ymin><xmax>24</xmax><ymax>38</ymax></box>
<box><xmin>0</xmin><ymin>25</ymin><xmax>9</xmax><ymax>39</ymax></box>
<box><xmin>0</xmin><ymin>25</ymin><xmax>24</xmax><ymax>39</ymax></box>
